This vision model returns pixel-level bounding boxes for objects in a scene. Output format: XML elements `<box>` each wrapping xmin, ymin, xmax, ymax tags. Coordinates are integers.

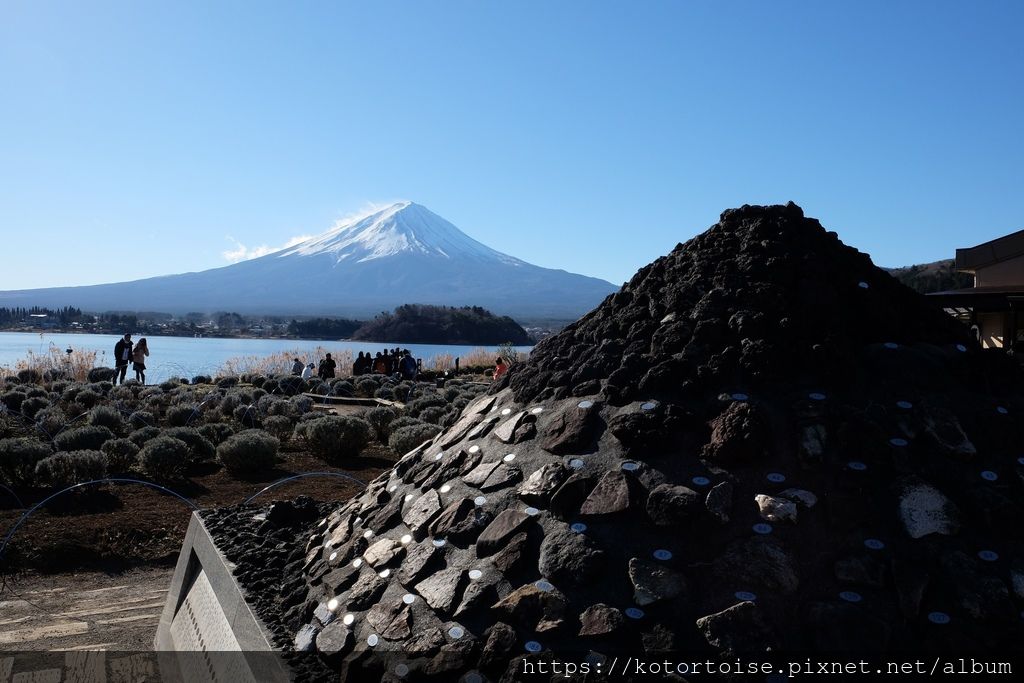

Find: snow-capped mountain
<box><xmin>284</xmin><ymin>201</ymin><xmax>523</xmax><ymax>266</ymax></box>
<box><xmin>0</xmin><ymin>202</ymin><xmax>618</xmax><ymax>319</ymax></box>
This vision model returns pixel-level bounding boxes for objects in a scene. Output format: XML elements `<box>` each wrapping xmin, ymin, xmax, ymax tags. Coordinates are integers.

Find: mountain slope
<box><xmin>0</xmin><ymin>203</ymin><xmax>618</xmax><ymax>318</ymax></box>
<box><xmin>885</xmin><ymin>259</ymin><xmax>973</xmax><ymax>294</ymax></box>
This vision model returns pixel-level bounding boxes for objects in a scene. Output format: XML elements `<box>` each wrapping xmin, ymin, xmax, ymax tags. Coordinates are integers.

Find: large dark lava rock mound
<box><xmin>257</xmin><ymin>204</ymin><xmax>1023</xmax><ymax>680</ymax></box>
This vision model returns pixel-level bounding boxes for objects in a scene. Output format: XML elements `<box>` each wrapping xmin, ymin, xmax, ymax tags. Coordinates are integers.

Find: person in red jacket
<box><xmin>492</xmin><ymin>357</ymin><xmax>508</xmax><ymax>381</ymax></box>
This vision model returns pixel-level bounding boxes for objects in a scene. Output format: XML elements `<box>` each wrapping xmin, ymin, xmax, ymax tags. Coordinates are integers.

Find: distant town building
<box><xmin>929</xmin><ymin>229</ymin><xmax>1024</xmax><ymax>349</ymax></box>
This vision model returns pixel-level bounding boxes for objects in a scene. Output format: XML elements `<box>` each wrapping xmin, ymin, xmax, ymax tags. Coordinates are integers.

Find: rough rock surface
<box><xmin>212</xmin><ymin>204</ymin><xmax>1024</xmax><ymax>680</ymax></box>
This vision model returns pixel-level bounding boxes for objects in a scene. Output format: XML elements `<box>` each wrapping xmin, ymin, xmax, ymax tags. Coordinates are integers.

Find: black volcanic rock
<box><xmin>216</xmin><ymin>204</ymin><xmax>1024</xmax><ymax>680</ymax></box>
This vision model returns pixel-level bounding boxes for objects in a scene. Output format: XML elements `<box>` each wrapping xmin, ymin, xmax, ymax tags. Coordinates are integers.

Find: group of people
<box><xmin>291</xmin><ymin>354</ymin><xmax>337</xmax><ymax>380</ymax></box>
<box><xmin>354</xmin><ymin>348</ymin><xmax>419</xmax><ymax>380</ymax></box>
<box><xmin>288</xmin><ymin>349</ymin><xmax>418</xmax><ymax>381</ymax></box>
<box><xmin>113</xmin><ymin>333</ymin><xmax>150</xmax><ymax>385</ymax></box>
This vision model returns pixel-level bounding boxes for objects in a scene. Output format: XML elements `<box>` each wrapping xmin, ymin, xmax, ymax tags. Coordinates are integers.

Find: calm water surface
<box><xmin>0</xmin><ymin>331</ymin><xmax>531</xmax><ymax>383</ymax></box>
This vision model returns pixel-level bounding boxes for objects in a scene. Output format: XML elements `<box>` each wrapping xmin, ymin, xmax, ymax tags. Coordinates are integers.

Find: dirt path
<box><xmin>0</xmin><ymin>568</ymin><xmax>172</xmax><ymax>652</ymax></box>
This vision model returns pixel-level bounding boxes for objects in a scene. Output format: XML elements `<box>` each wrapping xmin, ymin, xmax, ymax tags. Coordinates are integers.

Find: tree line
<box><xmin>350</xmin><ymin>304</ymin><xmax>531</xmax><ymax>345</ymax></box>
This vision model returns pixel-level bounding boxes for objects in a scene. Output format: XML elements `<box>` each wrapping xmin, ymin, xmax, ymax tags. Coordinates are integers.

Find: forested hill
<box><xmin>351</xmin><ymin>305</ymin><xmax>531</xmax><ymax>345</ymax></box>
<box><xmin>886</xmin><ymin>259</ymin><xmax>973</xmax><ymax>294</ymax></box>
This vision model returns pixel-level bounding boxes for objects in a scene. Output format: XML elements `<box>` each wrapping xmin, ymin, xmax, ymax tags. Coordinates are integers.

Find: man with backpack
<box><xmin>399</xmin><ymin>350</ymin><xmax>418</xmax><ymax>381</ymax></box>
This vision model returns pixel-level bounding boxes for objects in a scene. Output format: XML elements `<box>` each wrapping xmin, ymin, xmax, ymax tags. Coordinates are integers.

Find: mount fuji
<box><xmin>0</xmin><ymin>202</ymin><xmax>619</xmax><ymax>319</ymax></box>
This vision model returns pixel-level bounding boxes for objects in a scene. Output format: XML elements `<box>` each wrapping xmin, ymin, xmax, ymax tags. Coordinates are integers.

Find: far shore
<box><xmin>0</xmin><ymin>328</ymin><xmax>518</xmax><ymax>346</ymax></box>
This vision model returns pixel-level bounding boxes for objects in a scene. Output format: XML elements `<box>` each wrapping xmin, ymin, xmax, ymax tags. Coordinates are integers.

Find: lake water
<box><xmin>0</xmin><ymin>331</ymin><xmax>532</xmax><ymax>383</ymax></box>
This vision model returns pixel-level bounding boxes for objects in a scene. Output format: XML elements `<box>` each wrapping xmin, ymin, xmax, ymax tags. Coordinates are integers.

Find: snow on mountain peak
<box><xmin>278</xmin><ymin>201</ymin><xmax>524</xmax><ymax>265</ymax></box>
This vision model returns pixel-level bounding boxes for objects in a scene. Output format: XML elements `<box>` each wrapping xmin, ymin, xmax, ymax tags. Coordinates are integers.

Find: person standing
<box><xmin>399</xmin><ymin>349</ymin><xmax>418</xmax><ymax>381</ymax></box>
<box><xmin>319</xmin><ymin>353</ymin><xmax>337</xmax><ymax>379</ymax></box>
<box><xmin>113</xmin><ymin>333</ymin><xmax>133</xmax><ymax>385</ymax></box>
<box><xmin>302</xmin><ymin>363</ymin><xmax>315</xmax><ymax>380</ymax></box>
<box><xmin>291</xmin><ymin>357</ymin><xmax>304</xmax><ymax>375</ymax></box>
<box><xmin>132</xmin><ymin>338</ymin><xmax>150</xmax><ymax>384</ymax></box>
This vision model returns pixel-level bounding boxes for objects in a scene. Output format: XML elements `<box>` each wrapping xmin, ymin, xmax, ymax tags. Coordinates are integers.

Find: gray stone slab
<box><xmin>154</xmin><ymin>513</ymin><xmax>289</xmax><ymax>683</ymax></box>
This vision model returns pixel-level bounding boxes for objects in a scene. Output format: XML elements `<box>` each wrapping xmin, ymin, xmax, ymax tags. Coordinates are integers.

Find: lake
<box><xmin>0</xmin><ymin>331</ymin><xmax>532</xmax><ymax>384</ymax></box>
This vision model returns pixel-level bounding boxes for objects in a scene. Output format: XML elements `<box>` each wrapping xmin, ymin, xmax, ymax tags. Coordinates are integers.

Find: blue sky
<box><xmin>1</xmin><ymin>1</ymin><xmax>1021</xmax><ymax>291</ymax></box>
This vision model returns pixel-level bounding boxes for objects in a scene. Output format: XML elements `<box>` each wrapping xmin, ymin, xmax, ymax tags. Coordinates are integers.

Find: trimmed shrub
<box><xmin>258</xmin><ymin>395</ymin><xmax>290</xmax><ymax>417</ymax></box>
<box><xmin>277</xmin><ymin>375</ymin><xmax>305</xmax><ymax>397</ymax></box>
<box><xmin>34</xmin><ymin>407</ymin><xmax>68</xmax><ymax>437</ymax></box>
<box><xmin>0</xmin><ymin>414</ymin><xmax>15</xmax><ymax>439</ymax></box>
<box><xmin>392</xmin><ymin>381</ymin><xmax>414</xmax><ymax>402</ymax></box>
<box><xmin>295</xmin><ymin>415</ymin><xmax>371</xmax><ymax>463</ymax></box>
<box><xmin>165</xmin><ymin>404</ymin><xmax>197</xmax><ymax>427</ymax></box>
<box><xmin>355</xmin><ymin>378</ymin><xmax>379</xmax><ymax>398</ymax></box>
<box><xmin>110</xmin><ymin>385</ymin><xmax>137</xmax><ymax>402</ymax></box>
<box><xmin>129</xmin><ymin>426</ymin><xmax>161</xmax><ymax>448</ymax></box>
<box><xmin>139</xmin><ymin>387</ymin><xmax>164</xmax><ymax>400</ymax></box>
<box><xmin>101</xmin><ymin>438</ymin><xmax>140</xmax><ymax>473</ymax></box>
<box><xmin>75</xmin><ymin>389</ymin><xmax>102</xmax><ymax>409</ymax></box>
<box><xmin>1</xmin><ymin>390</ymin><xmax>26</xmax><ymax>413</ymax></box>
<box><xmin>60</xmin><ymin>385</ymin><xmax>82</xmax><ymax>403</ymax></box>
<box><xmin>21</xmin><ymin>396</ymin><xmax>50</xmax><ymax>419</ymax></box>
<box><xmin>0</xmin><ymin>437</ymin><xmax>53</xmax><ymax>485</ymax></box>
<box><xmin>25</xmin><ymin>387</ymin><xmax>47</xmax><ymax>399</ymax></box>
<box><xmin>217</xmin><ymin>430</ymin><xmax>279</xmax><ymax>475</ymax></box>
<box><xmin>35</xmin><ymin>450</ymin><xmax>107</xmax><ymax>487</ymax></box>
<box><xmin>138</xmin><ymin>436</ymin><xmax>190</xmax><ymax>481</ymax></box>
<box><xmin>418</xmin><ymin>405</ymin><xmax>447</xmax><ymax>425</ymax></box>
<box><xmin>43</xmin><ymin>369</ymin><xmax>66</xmax><ymax>382</ymax></box>
<box><xmin>88</xmin><ymin>405</ymin><xmax>124</xmax><ymax>432</ymax></box>
<box><xmin>88</xmin><ymin>381</ymin><xmax>112</xmax><ymax>394</ymax></box>
<box><xmin>191</xmin><ymin>375</ymin><xmax>213</xmax><ymax>385</ymax></box>
<box><xmin>129</xmin><ymin>410</ymin><xmax>156</xmax><ymax>429</ymax></box>
<box><xmin>365</xmin><ymin>406</ymin><xmax>398</xmax><ymax>442</ymax></box>
<box><xmin>198</xmin><ymin>423</ymin><xmax>235</xmax><ymax>446</ymax></box>
<box><xmin>373</xmin><ymin>385</ymin><xmax>395</xmax><ymax>401</ymax></box>
<box><xmin>388</xmin><ymin>416</ymin><xmax>425</xmax><ymax>433</ymax></box>
<box><xmin>162</xmin><ymin>427</ymin><xmax>216</xmax><ymax>464</ymax></box>
<box><xmin>263</xmin><ymin>415</ymin><xmax>295</xmax><ymax>442</ymax></box>
<box><xmin>216</xmin><ymin>376</ymin><xmax>239</xmax><ymax>389</ymax></box>
<box><xmin>17</xmin><ymin>369</ymin><xmax>42</xmax><ymax>384</ymax></box>
<box><xmin>289</xmin><ymin>395</ymin><xmax>314</xmax><ymax>414</ymax></box>
<box><xmin>220</xmin><ymin>393</ymin><xmax>242</xmax><ymax>417</ymax></box>
<box><xmin>388</xmin><ymin>423</ymin><xmax>441</xmax><ymax>456</ymax></box>
<box><xmin>233</xmin><ymin>404</ymin><xmax>261</xmax><ymax>429</ymax></box>
<box><xmin>54</xmin><ymin>425</ymin><xmax>114</xmax><ymax>452</ymax></box>
<box><xmin>87</xmin><ymin>367</ymin><xmax>115</xmax><ymax>383</ymax></box>
<box><xmin>407</xmin><ymin>395</ymin><xmax>446</xmax><ymax>418</ymax></box>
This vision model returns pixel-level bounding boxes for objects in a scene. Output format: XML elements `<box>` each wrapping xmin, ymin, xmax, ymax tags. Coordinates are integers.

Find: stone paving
<box><xmin>0</xmin><ymin>568</ymin><xmax>171</xmax><ymax>652</ymax></box>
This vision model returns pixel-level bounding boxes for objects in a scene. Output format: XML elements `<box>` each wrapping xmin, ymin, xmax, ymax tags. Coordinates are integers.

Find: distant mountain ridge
<box><xmin>0</xmin><ymin>202</ymin><xmax>619</xmax><ymax>319</ymax></box>
<box><xmin>885</xmin><ymin>259</ymin><xmax>973</xmax><ymax>294</ymax></box>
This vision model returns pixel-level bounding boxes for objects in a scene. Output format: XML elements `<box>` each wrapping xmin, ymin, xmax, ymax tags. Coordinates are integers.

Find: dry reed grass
<box><xmin>0</xmin><ymin>345</ymin><xmax>97</xmax><ymax>383</ymax></box>
<box><xmin>217</xmin><ymin>347</ymin><xmax>356</xmax><ymax>378</ymax></box>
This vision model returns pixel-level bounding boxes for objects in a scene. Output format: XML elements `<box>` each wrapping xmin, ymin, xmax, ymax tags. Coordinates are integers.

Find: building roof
<box><xmin>955</xmin><ymin>228</ymin><xmax>1024</xmax><ymax>272</ymax></box>
<box><xmin>927</xmin><ymin>285</ymin><xmax>1024</xmax><ymax>311</ymax></box>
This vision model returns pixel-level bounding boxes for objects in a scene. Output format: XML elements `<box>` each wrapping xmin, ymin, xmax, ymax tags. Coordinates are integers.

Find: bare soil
<box><xmin>0</xmin><ymin>442</ymin><xmax>395</xmax><ymax>574</ymax></box>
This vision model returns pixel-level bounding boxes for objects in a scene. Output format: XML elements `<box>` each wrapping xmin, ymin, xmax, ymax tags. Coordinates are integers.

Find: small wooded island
<box><xmin>350</xmin><ymin>304</ymin><xmax>531</xmax><ymax>345</ymax></box>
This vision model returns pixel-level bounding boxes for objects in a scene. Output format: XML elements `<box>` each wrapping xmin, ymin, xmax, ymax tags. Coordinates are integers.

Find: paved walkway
<box><xmin>0</xmin><ymin>568</ymin><xmax>172</xmax><ymax>652</ymax></box>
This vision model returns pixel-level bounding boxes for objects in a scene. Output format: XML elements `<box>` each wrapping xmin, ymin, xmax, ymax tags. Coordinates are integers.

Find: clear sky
<box><xmin>1</xmin><ymin>1</ymin><xmax>1021</xmax><ymax>290</ymax></box>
